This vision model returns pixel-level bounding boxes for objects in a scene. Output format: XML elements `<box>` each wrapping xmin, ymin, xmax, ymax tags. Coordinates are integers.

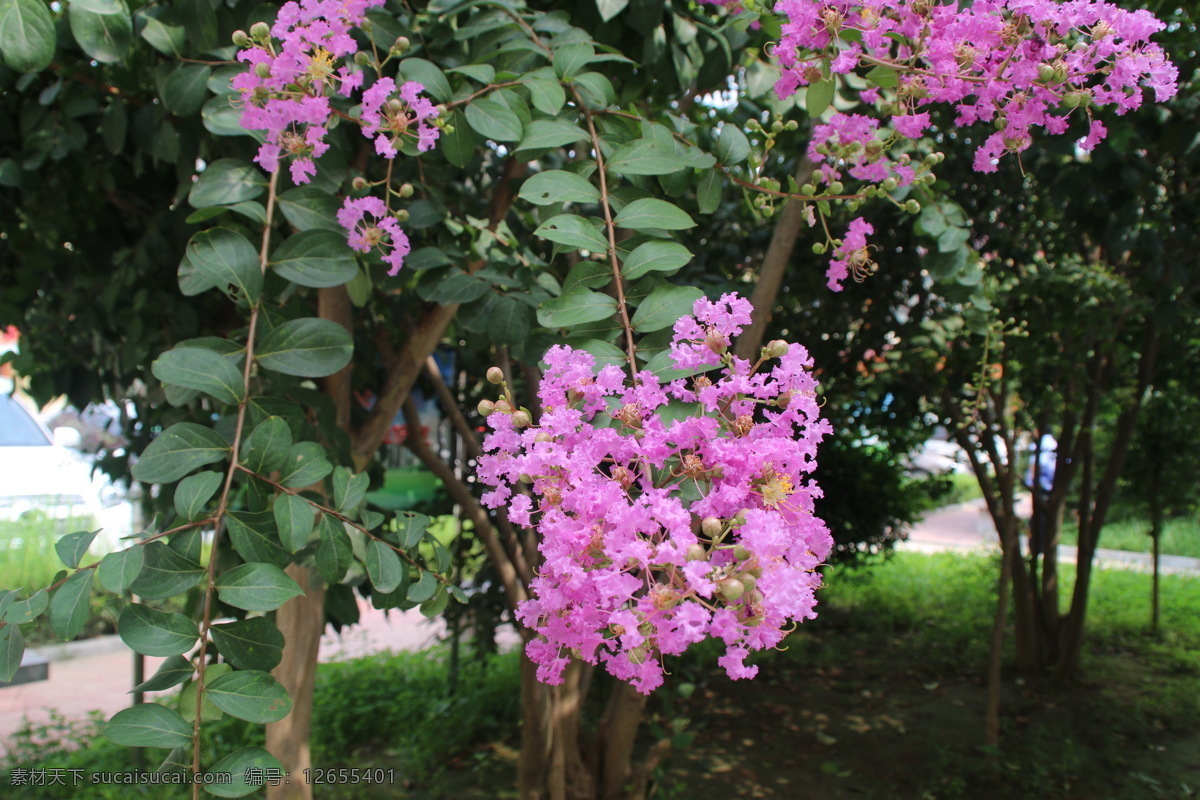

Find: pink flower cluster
<box><xmin>773</xmin><ymin>0</ymin><xmax>1177</xmax><ymax>171</ymax></box>
<box><xmin>478</xmin><ymin>294</ymin><xmax>833</xmax><ymax>693</ymax></box>
<box><xmin>825</xmin><ymin>217</ymin><xmax>874</xmax><ymax>291</ymax></box>
<box><xmin>337</xmin><ymin>196</ymin><xmax>411</xmax><ymax>275</ymax></box>
<box><xmin>361</xmin><ymin>78</ymin><xmax>442</xmax><ymax>157</ymax></box>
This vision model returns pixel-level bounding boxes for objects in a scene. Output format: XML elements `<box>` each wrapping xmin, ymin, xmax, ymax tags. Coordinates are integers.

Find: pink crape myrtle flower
<box><xmin>479</xmin><ymin>293</ymin><xmax>833</xmax><ymax>693</ymax></box>
<box><xmin>826</xmin><ymin>217</ymin><xmax>874</xmax><ymax>291</ymax></box>
<box><xmin>769</xmin><ymin>0</ymin><xmax>1177</xmax><ymax>173</ymax></box>
<box><xmin>336</xmin><ymin>196</ymin><xmax>410</xmax><ymax>275</ymax></box>
<box><xmin>360</xmin><ymin>78</ymin><xmax>442</xmax><ymax>158</ymax></box>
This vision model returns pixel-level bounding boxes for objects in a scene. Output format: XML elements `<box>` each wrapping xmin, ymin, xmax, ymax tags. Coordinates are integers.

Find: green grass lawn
<box><xmin>1061</xmin><ymin>510</ymin><xmax>1200</xmax><ymax>559</ymax></box>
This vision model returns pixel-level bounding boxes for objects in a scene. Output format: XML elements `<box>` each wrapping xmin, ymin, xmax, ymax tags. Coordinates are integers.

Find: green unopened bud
<box><xmin>477</xmin><ymin>399</ymin><xmax>495</xmax><ymax>416</ymax></box>
<box><xmin>776</xmin><ymin>390</ymin><xmax>795</xmax><ymax>409</ymax></box>
<box><xmin>812</xmin><ymin>242</ymin><xmax>827</xmax><ymax>255</ymax></box>
<box><xmin>393</xmin><ymin>209</ymin><xmax>410</xmax><ymax>222</ymax></box>
<box><xmin>924</xmin><ymin>153</ymin><xmax>939</xmax><ymax>167</ymax></box>
<box><xmin>771</xmin><ymin>120</ymin><xmax>785</xmax><ymax>134</ymax></box>
<box><xmin>829</xmin><ymin>181</ymin><xmax>844</xmax><ymax>195</ymax></box>
<box><xmin>733</xmin><ymin>544</ymin><xmax>751</xmax><ymax>561</ymax></box>
<box><xmin>701</xmin><ymin>517</ymin><xmax>723</xmax><ymax>539</ymax></box>
<box><xmin>761</xmin><ymin>205</ymin><xmax>775</xmax><ymax>218</ymax></box>
<box><xmin>766</xmin><ymin>339</ymin><xmax>788</xmax><ymax>359</ymax></box>
<box><xmin>512</xmin><ymin>410</ymin><xmax>532</xmax><ymax>428</ymax></box>
<box><xmin>254</xmin><ymin>62</ymin><xmax>271</xmax><ymax>79</ymax></box>
<box><xmin>387</xmin><ymin>98</ymin><xmax>405</xmax><ymax>114</ymax></box>
<box><xmin>905</xmin><ymin>199</ymin><xmax>921</xmax><ymax>214</ymax></box>
<box><xmin>391</xmin><ymin>36</ymin><xmax>411</xmax><ymax>53</ymax></box>
<box><xmin>232</xmin><ymin>30</ymin><xmax>251</xmax><ymax>48</ymax></box>
<box><xmin>1052</xmin><ymin>64</ymin><xmax>1068</xmax><ymax>84</ymax></box>
<box><xmin>686</xmin><ymin>544</ymin><xmax>708</xmax><ymax>562</ymax></box>
<box><xmin>1037</xmin><ymin>63</ymin><xmax>1056</xmax><ymax>83</ymax></box>
<box><xmin>352</xmin><ymin>176</ymin><xmax>368</xmax><ymax>191</ymax></box>
<box><xmin>534</xmin><ymin>431</ymin><xmax>552</xmax><ymax>444</ymax></box>
<box><xmin>519</xmin><ymin>473</ymin><xmax>533</xmax><ymax>484</ymax></box>
<box><xmin>740</xmin><ymin>573</ymin><xmax>757</xmax><ymax>593</ymax></box>
<box><xmin>719</xmin><ymin>578</ymin><xmax>746</xmax><ymax>602</ymax></box>
<box><xmin>733</xmin><ymin>509</ymin><xmax>748</xmax><ymax>526</ymax></box>
<box><xmin>249</xmin><ymin>21</ymin><xmax>270</xmax><ymax>41</ymax></box>
<box><xmin>800</xmin><ymin>183</ymin><xmax>816</xmax><ymax>196</ymax></box>
<box><xmin>785</xmin><ymin>120</ymin><xmax>799</xmax><ymax>131</ymax></box>
<box><xmin>399</xmin><ymin>183</ymin><xmax>415</xmax><ymax>198</ymax></box>
<box><xmin>494</xmin><ymin>398</ymin><xmax>512</xmax><ymax>414</ymax></box>
<box><xmin>1062</xmin><ymin>90</ymin><xmax>1086</xmax><ymax>108</ymax></box>
<box><xmin>486</xmin><ymin>366</ymin><xmax>504</xmax><ymax>384</ymax></box>
<box><xmin>881</xmin><ymin>177</ymin><xmax>898</xmax><ymax>192</ymax></box>
<box><xmin>354</xmin><ymin>51</ymin><xmax>372</xmax><ymax>66</ymax></box>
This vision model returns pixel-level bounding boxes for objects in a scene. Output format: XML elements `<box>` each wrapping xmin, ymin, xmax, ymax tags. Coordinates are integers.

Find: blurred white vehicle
<box><xmin>907</xmin><ymin>438</ymin><xmax>970</xmax><ymax>476</ymax></box>
<box><xmin>0</xmin><ymin>393</ymin><xmax>113</xmax><ymax>520</ymax></box>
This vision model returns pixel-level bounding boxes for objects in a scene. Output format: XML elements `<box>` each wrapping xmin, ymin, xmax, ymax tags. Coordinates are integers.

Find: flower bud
<box><xmin>254</xmin><ymin>62</ymin><xmax>271</xmax><ymax>79</ymax></box>
<box><xmin>399</xmin><ymin>183</ymin><xmax>415</xmax><ymax>198</ymax></box>
<box><xmin>494</xmin><ymin>398</ymin><xmax>511</xmax><ymax>414</ymax></box>
<box><xmin>740</xmin><ymin>573</ymin><xmax>758</xmax><ymax>593</ymax></box>
<box><xmin>811</xmin><ymin>241</ymin><xmax>827</xmax><ymax>255</ymax></box>
<box><xmin>719</xmin><ymin>578</ymin><xmax>746</xmax><ymax>602</ymax></box>
<box><xmin>387</xmin><ymin>98</ymin><xmax>406</xmax><ymax>114</ymax></box>
<box><xmin>354</xmin><ymin>51</ymin><xmax>372</xmax><ymax>66</ymax></box>
<box><xmin>829</xmin><ymin>181</ymin><xmax>844</xmax><ymax>195</ymax></box>
<box><xmin>231</xmin><ymin>30</ymin><xmax>251</xmax><ymax>47</ymax></box>
<box><xmin>512</xmin><ymin>410</ymin><xmax>532</xmax><ymax>428</ymax></box>
<box><xmin>249</xmin><ymin>21</ymin><xmax>271</xmax><ymax>41</ymax></box>
<box><xmin>486</xmin><ymin>366</ymin><xmax>504</xmax><ymax>384</ymax></box>
<box><xmin>771</xmin><ymin>120</ymin><xmax>784</xmax><ymax>134</ymax></box>
<box><xmin>477</xmin><ymin>399</ymin><xmax>495</xmax><ymax>416</ymax></box>
<box><xmin>733</xmin><ymin>544</ymin><xmax>751</xmax><ymax>561</ymax></box>
<box><xmin>766</xmin><ymin>339</ymin><xmax>789</xmax><ymax>358</ymax></box>
<box><xmin>776</xmin><ymin>390</ymin><xmax>795</xmax><ymax>409</ymax></box>
<box><xmin>394</xmin><ymin>209</ymin><xmax>410</xmax><ymax>222</ymax></box>
<box><xmin>905</xmin><ymin>199</ymin><xmax>921</xmax><ymax>214</ymax></box>
<box><xmin>534</xmin><ymin>431</ymin><xmax>552</xmax><ymax>444</ymax></box>
<box><xmin>391</xmin><ymin>36</ymin><xmax>411</xmax><ymax>53</ymax></box>
<box><xmin>785</xmin><ymin>120</ymin><xmax>799</xmax><ymax>131</ymax></box>
<box><xmin>519</xmin><ymin>473</ymin><xmax>533</xmax><ymax>484</ymax></box>
<box><xmin>881</xmin><ymin>177</ymin><xmax>898</xmax><ymax>192</ymax></box>
<box><xmin>352</xmin><ymin>176</ymin><xmax>368</xmax><ymax>191</ymax></box>
<box><xmin>1037</xmin><ymin>63</ymin><xmax>1056</xmax><ymax>83</ymax></box>
<box><xmin>701</xmin><ymin>516</ymin><xmax>722</xmax><ymax>539</ymax></box>
<box><xmin>686</xmin><ymin>544</ymin><xmax>708</xmax><ymax>562</ymax></box>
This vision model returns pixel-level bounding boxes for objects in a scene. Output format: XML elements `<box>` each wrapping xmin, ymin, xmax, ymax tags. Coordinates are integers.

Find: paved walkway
<box><xmin>1</xmin><ymin>499</ymin><xmax>1195</xmax><ymax>754</ymax></box>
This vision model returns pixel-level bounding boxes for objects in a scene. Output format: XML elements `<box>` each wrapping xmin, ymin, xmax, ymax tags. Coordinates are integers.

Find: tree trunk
<box><xmin>266</xmin><ymin>565</ymin><xmax>326</xmax><ymax>800</ymax></box>
<box><xmin>985</xmin><ymin>527</ymin><xmax>1014</xmax><ymax>751</ymax></box>
<box><xmin>1151</xmin><ymin>504</ymin><xmax>1162</xmax><ymax>635</ymax></box>
<box><xmin>516</xmin><ymin>657</ymin><xmax>662</xmax><ymax>800</ymax></box>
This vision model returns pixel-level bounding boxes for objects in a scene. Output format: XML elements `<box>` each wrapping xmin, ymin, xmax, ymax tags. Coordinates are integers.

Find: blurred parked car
<box><xmin>0</xmin><ymin>393</ymin><xmax>117</xmax><ymax>520</ymax></box>
<box><xmin>907</xmin><ymin>438</ymin><xmax>969</xmax><ymax>477</ymax></box>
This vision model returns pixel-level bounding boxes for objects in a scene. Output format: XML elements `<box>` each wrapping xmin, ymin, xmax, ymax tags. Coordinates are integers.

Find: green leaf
<box><xmin>68</xmin><ymin>0</ymin><xmax>132</xmax><ymax>64</ymax></box>
<box><xmin>211</xmin><ymin>618</ymin><xmax>284</xmax><ymax>672</ymax></box>
<box><xmin>571</xmin><ymin>338</ymin><xmax>626</xmax><ymax>370</ymax></box>
<box><xmin>553</xmin><ymin>42</ymin><xmax>593</xmax><ymax>79</ymax></box>
<box><xmin>184</xmin><ymin>227</ymin><xmax>262</xmax><ymax>304</ymax></box>
<box><xmin>419</xmin><ymin>269</ymin><xmax>491</xmax><ymax>305</ymax></box>
<box><xmin>447</xmin><ymin>62</ymin><xmax>495</xmax><ymax>83</ymax></box>
<box><xmin>563</xmin><ymin>261</ymin><xmax>611</xmax><ymax>293</ymax></box>
<box><xmin>49</xmin><ymin>570</ymin><xmax>93</xmax><ymax>641</ymax></box>
<box><xmin>397</xmin><ymin>512</ymin><xmax>431</xmax><ymax>549</ymax></box>
<box><xmin>257</xmin><ymin>318</ymin><xmax>354</xmax><ymax>378</ymax></box>
<box><xmin>5</xmin><ymin>590</ymin><xmax>48</xmax><ymax>624</ymax></box>
<box><xmin>572</xmin><ymin>72</ymin><xmax>615</xmax><ymax>108</ymax></box>
<box><xmin>0</xmin><ymin>624</ymin><xmax>25</xmax><ymax>682</ymax></box>
<box><xmin>279</xmin><ymin>442</ymin><xmax>333</xmax><ymax>489</ymax></box>
<box><xmin>596</xmin><ymin>0</ymin><xmax>629</xmax><ymax>22</ymax></box>
<box><xmin>216</xmin><ymin>563</ymin><xmax>305</xmax><ymax>612</ymax></box>
<box><xmin>515</xmin><ymin>119</ymin><xmax>589</xmax><ymax>153</ymax></box>
<box><xmin>538</xmin><ymin>288</ymin><xmax>618</xmax><ymax>328</ymax></box>
<box><xmin>152</xmin><ymin>347</ymin><xmax>245</xmax><ymax>405</ymax></box>
<box><xmin>614</xmin><ymin>198</ymin><xmax>695</xmax><ymax>231</ymax></box>
<box><xmin>697</xmin><ymin>170</ymin><xmax>722</xmax><ymax>215</ymax></box>
<box><xmin>276</xmin><ymin>187</ymin><xmax>342</xmax><ymax>232</ymax></box>
<box><xmin>131</xmin><ymin>654</ymin><xmax>193</xmax><ymax>693</ymax></box>
<box><xmin>274</xmin><ymin>494</ymin><xmax>315</xmax><ymax>553</ymax></box>
<box><xmin>179</xmin><ymin>0</ymin><xmax>215</xmax><ymax>50</ymax></box>
<box><xmin>519</xmin><ymin>170</ymin><xmax>599</xmax><ymax>206</ymax></box>
<box><xmin>97</xmin><ymin>547</ymin><xmax>144</xmax><ymax>594</ymax></box>
<box><xmin>621</xmin><ymin>240</ymin><xmax>693</xmax><ymax>280</ymax></box>
<box><xmin>407</xmin><ymin>571</ymin><xmax>438</xmax><ymax>604</ymax></box>
<box><xmin>161</xmin><ymin>63</ymin><xmax>210</xmax><ymax>116</ymax></box>
<box><xmin>535</xmin><ymin>214</ymin><xmax>608</xmax><ymax>252</ymax></box>
<box><xmin>55</xmin><ymin>529</ymin><xmax>99</xmax><ymax>569</ymax></box>
<box><xmin>104</xmin><ymin>704</ymin><xmax>192</xmax><ymax>748</ymax></box>
<box><xmin>272</xmin><ymin>230</ymin><xmax>358</xmax><ymax>288</ymax></box>
<box><xmin>206</xmin><ymin>670</ymin><xmax>293</xmax><ymax>723</ymax></box>
<box><xmin>189</xmin><ymin>159</ymin><xmax>267</xmax><ymax>209</ymax></box>
<box><xmin>128</xmin><ymin>542</ymin><xmax>204</xmax><ymax>600</ymax></box>
<box><xmin>365</xmin><ymin>539</ymin><xmax>404</xmax><ymax>594</ymax></box>
<box><xmin>131</xmin><ymin>422</ymin><xmax>229</xmax><ymax>484</ymax></box>
<box><xmin>179</xmin><ymin>663</ymin><xmax>230</xmax><ymax>722</ymax></box>
<box><xmin>465</xmin><ymin>97</ymin><xmax>524</xmax><ymax>142</ymax></box>
<box><xmin>631</xmin><ymin>285</ymin><xmax>704</xmax><ymax>332</ymax></box>
<box><xmin>487</xmin><ymin>295</ymin><xmax>532</xmax><ymax>345</ymax></box>
<box><xmin>204</xmin><ymin>748</ymin><xmax>286</xmax><ymax>798</ymax></box>
<box><xmin>226</xmin><ymin>511</ymin><xmax>290</xmax><ymax>568</ymax></box>
<box><xmin>866</xmin><ymin>63</ymin><xmax>898</xmax><ymax>89</ymax></box>
<box><xmin>118</xmin><ymin>604</ymin><xmax>199</xmax><ymax>657</ymax></box>
<box><xmin>241</xmin><ymin>417</ymin><xmax>293</xmax><ymax>475</ymax></box>
<box><xmin>715</xmin><ymin>124</ymin><xmax>750</xmax><ymax>165</ymax></box>
<box><xmin>332</xmin><ymin>467</ymin><xmax>369</xmax><ymax>513</ymax></box>
<box><xmin>398</xmin><ymin>57</ymin><xmax>451</xmax><ymax>102</ymax></box>
<box><xmin>440</xmin><ymin>109</ymin><xmax>476</xmax><ymax>168</ymax></box>
<box><xmin>174</xmin><ymin>471</ymin><xmax>222</xmax><ymax>522</ymax></box>
<box><xmin>608</xmin><ymin>139</ymin><xmax>684</xmax><ymax>176</ymax></box>
<box><xmin>138</xmin><ymin>14</ymin><xmax>184</xmax><ymax>57</ymax></box>
<box><xmin>420</xmin><ymin>586</ymin><xmax>450</xmax><ymax>618</ymax></box>
<box><xmin>0</xmin><ymin>0</ymin><xmax>55</xmax><ymax>72</ymax></box>
<box><xmin>806</xmin><ymin>78</ymin><xmax>835</xmax><ymax>119</ymax></box>
<box><xmin>315</xmin><ymin>515</ymin><xmax>353</xmax><ymax>583</ymax></box>
<box><xmin>644</xmin><ymin>347</ymin><xmax>703</xmax><ymax>381</ymax></box>
<box><xmin>526</xmin><ymin>78</ymin><xmax>565</xmax><ymax>115</ymax></box>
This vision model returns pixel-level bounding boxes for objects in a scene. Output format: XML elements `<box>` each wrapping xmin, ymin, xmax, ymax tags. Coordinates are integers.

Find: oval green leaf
<box><xmin>537</xmin><ymin>288</ymin><xmax>618</xmax><ymax>328</ymax></box>
<box><xmin>272</xmin><ymin>230</ymin><xmax>358</xmax><ymax>288</ymax></box>
<box><xmin>131</xmin><ymin>422</ymin><xmax>229</xmax><ymax>484</ymax></box>
<box><xmin>216</xmin><ymin>563</ymin><xmax>305</xmax><ymax>612</ymax></box>
<box><xmin>614</xmin><ymin>198</ymin><xmax>696</xmax><ymax>231</ymax></box>
<box><xmin>206</xmin><ymin>670</ymin><xmax>293</xmax><ymax>723</ymax></box>
<box><xmin>256</xmin><ymin>318</ymin><xmax>353</xmax><ymax>378</ymax></box>
<box><xmin>118</xmin><ymin>604</ymin><xmax>199</xmax><ymax>657</ymax></box>
<box><xmin>104</xmin><ymin>704</ymin><xmax>191</xmax><ymax>749</ymax></box>
<box><xmin>152</xmin><ymin>347</ymin><xmax>245</xmax><ymax>405</ymax></box>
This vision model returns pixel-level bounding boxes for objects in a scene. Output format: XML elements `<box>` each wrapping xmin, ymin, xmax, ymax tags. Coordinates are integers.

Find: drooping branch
<box><xmin>733</xmin><ymin>158</ymin><xmax>817</xmax><ymax>362</ymax></box>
